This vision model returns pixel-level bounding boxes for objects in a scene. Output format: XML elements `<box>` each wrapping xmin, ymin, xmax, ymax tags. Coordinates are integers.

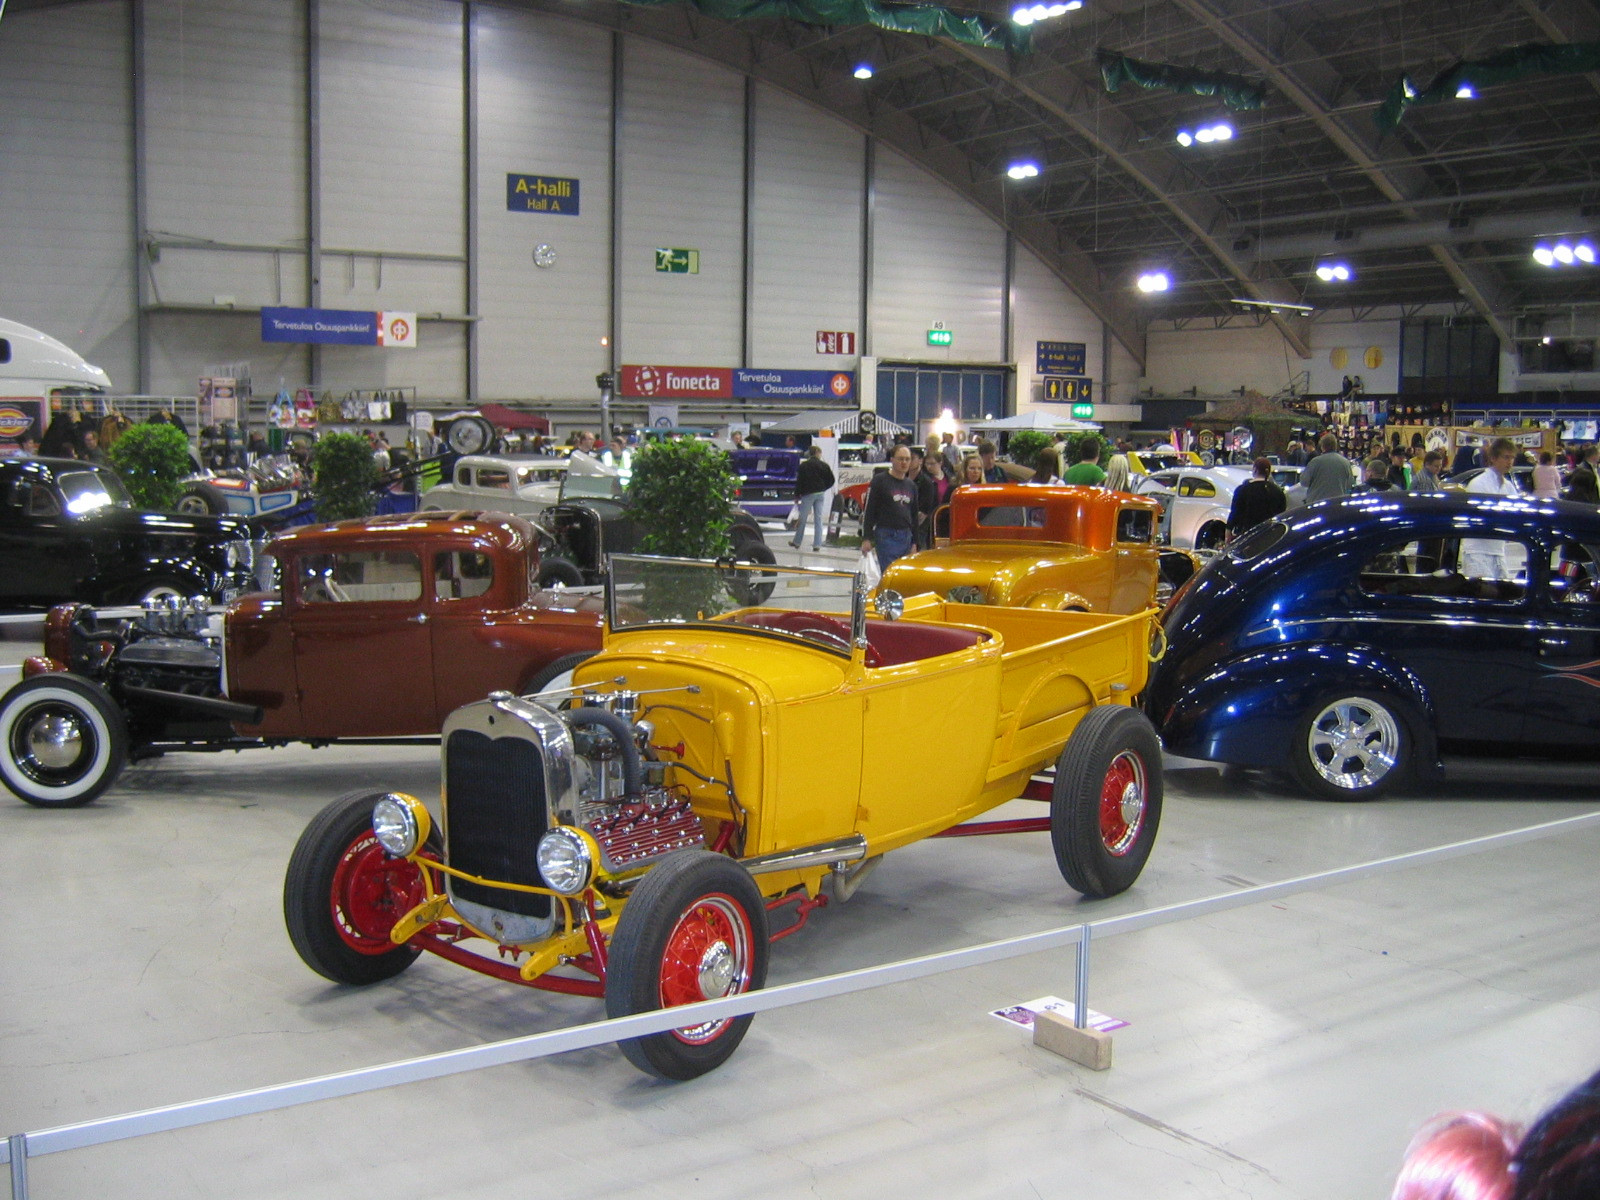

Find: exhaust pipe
<box><xmin>121</xmin><ymin>685</ymin><xmax>265</xmax><ymax>725</ymax></box>
<box><xmin>739</xmin><ymin>833</ymin><xmax>868</xmax><ymax>876</ymax></box>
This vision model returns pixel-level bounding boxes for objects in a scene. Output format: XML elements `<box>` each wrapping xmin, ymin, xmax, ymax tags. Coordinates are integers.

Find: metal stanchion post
<box><xmin>9</xmin><ymin>1133</ymin><xmax>29</xmax><ymax>1200</ymax></box>
<box><xmin>1074</xmin><ymin>924</ymin><xmax>1091</xmax><ymax>1028</ymax></box>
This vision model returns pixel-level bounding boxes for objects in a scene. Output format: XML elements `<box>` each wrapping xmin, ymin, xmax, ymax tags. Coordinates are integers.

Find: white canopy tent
<box><xmin>759</xmin><ymin>409</ymin><xmax>911</xmax><ymax>436</ymax></box>
<box><xmin>967</xmin><ymin>410</ymin><xmax>1101</xmax><ymax>433</ymax></box>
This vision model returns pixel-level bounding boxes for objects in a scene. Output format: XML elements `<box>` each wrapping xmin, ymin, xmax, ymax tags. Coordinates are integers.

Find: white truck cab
<box><xmin>0</xmin><ymin>319</ymin><xmax>111</xmax><ymax>452</ymax></box>
<box><xmin>0</xmin><ymin>318</ymin><xmax>112</xmax><ymax>399</ymax></box>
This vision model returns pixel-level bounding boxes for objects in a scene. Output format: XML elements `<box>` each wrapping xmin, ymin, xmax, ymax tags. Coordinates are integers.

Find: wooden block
<box><xmin>1033</xmin><ymin>1009</ymin><xmax>1113</xmax><ymax>1070</ymax></box>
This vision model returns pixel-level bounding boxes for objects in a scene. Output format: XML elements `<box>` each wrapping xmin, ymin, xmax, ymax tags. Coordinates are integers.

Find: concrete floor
<box><xmin>3</xmin><ymin>552</ymin><xmax>1599</xmax><ymax>1200</ymax></box>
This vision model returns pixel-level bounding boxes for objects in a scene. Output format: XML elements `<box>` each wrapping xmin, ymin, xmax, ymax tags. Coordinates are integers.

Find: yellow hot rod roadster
<box><xmin>284</xmin><ymin>553</ymin><xmax>1163</xmax><ymax>1079</ymax></box>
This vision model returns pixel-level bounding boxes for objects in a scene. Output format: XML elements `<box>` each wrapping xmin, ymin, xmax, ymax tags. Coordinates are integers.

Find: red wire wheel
<box><xmin>1098</xmin><ymin>751</ymin><xmax>1148</xmax><ymax>857</ymax></box>
<box><xmin>1050</xmin><ymin>707</ymin><xmax>1164</xmax><ymax>899</ymax></box>
<box><xmin>607</xmin><ymin>851</ymin><xmax>770</xmax><ymax>1080</ymax></box>
<box><xmin>656</xmin><ymin>894</ymin><xmax>756</xmax><ymax>1044</ymax></box>
<box><xmin>285</xmin><ymin>790</ymin><xmax>438</xmax><ymax>986</ymax></box>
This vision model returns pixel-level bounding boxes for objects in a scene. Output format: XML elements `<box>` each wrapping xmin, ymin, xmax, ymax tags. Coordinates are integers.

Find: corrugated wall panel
<box><xmin>142</xmin><ymin>0</ymin><xmax>304</xmax><ymax>285</ymax></box>
<box><xmin>617</xmin><ymin>38</ymin><xmax>743</xmax><ymax>368</ymax></box>
<box><xmin>1011</xmin><ymin>245</ymin><xmax>1103</xmax><ymax>408</ymax></box>
<box><xmin>748</xmin><ymin>84</ymin><xmax>863</xmax><ymax>369</ymax></box>
<box><xmin>475</xmin><ymin>8</ymin><xmax>613</xmax><ymax>401</ymax></box>
<box><xmin>0</xmin><ymin>2</ymin><xmax>136</xmax><ymax>386</ymax></box>
<box><xmin>319</xmin><ymin>0</ymin><xmax>464</xmax><ymax>263</ymax></box>
<box><xmin>870</xmin><ymin>147</ymin><xmax>1005</xmax><ymax>364</ymax></box>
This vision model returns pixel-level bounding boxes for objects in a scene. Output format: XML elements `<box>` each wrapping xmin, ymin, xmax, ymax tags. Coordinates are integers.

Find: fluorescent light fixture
<box><xmin>1230</xmin><ymin>297</ymin><xmax>1314</xmax><ymax>314</ymax></box>
<box><xmin>1136</xmin><ymin>272</ymin><xmax>1170</xmax><ymax>293</ymax></box>
<box><xmin>1533</xmin><ymin>245</ymin><xmax>1556</xmax><ymax>266</ymax></box>
<box><xmin>1554</xmin><ymin>243</ymin><xmax>1576</xmax><ymax>264</ymax></box>
<box><xmin>1315</xmin><ymin>261</ymin><xmax>1352</xmax><ymax>282</ymax></box>
<box><xmin>1178</xmin><ymin>122</ymin><xmax>1232</xmax><ymax>147</ymax></box>
<box><xmin>1576</xmin><ymin>243</ymin><xmax>1596</xmax><ymax>263</ymax></box>
<box><xmin>1012</xmin><ymin>0</ymin><xmax>1080</xmax><ymax>26</ymax></box>
<box><xmin>1006</xmin><ymin>160</ymin><xmax>1040</xmax><ymax>180</ymax></box>
<box><xmin>853</xmin><ymin>63</ymin><xmax>874</xmax><ymax>79</ymax></box>
<box><xmin>1455</xmin><ymin>83</ymin><xmax>1476</xmax><ymax>99</ymax></box>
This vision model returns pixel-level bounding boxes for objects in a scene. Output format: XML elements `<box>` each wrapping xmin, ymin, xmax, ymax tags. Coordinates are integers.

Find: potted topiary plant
<box><xmin>626</xmin><ymin>437</ymin><xmax>744</xmax><ymax>617</ymax></box>
<box><xmin>308</xmin><ymin>431</ymin><xmax>378</xmax><ymax>522</ymax></box>
<box><xmin>1006</xmin><ymin>430</ymin><xmax>1053</xmax><ymax>470</ymax></box>
<box><xmin>105</xmin><ymin>422</ymin><xmax>192</xmax><ymax>511</ymax></box>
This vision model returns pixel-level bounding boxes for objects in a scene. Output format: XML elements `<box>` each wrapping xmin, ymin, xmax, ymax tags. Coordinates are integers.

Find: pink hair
<box><xmin>1392</xmin><ymin>1112</ymin><xmax>1522</xmax><ymax>1200</ymax></box>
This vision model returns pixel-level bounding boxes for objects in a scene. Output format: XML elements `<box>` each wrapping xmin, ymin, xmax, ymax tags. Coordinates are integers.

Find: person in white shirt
<box><xmin>1462</xmin><ymin>437</ymin><xmax>1520</xmax><ymax>580</ymax></box>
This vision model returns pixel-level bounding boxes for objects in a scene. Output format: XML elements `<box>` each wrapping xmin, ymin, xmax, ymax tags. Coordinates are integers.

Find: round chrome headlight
<box><xmin>536</xmin><ymin>827</ymin><xmax>595</xmax><ymax>895</ymax></box>
<box><xmin>371</xmin><ymin>793</ymin><xmax>429</xmax><ymax>857</ymax></box>
<box><xmin>947</xmin><ymin>585</ymin><xmax>985</xmax><ymax>605</ymax></box>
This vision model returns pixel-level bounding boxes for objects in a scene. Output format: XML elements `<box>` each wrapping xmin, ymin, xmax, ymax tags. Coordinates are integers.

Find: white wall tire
<box><xmin>0</xmin><ymin>676</ymin><xmax>129</xmax><ymax>807</ymax></box>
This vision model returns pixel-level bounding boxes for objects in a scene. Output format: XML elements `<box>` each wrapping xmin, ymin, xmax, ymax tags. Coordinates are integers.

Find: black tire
<box><xmin>1289</xmin><ymin>691</ymin><xmax>1413</xmax><ymax>802</ymax></box>
<box><xmin>444</xmin><ymin>415</ymin><xmax>496</xmax><ymax>456</ymax></box>
<box><xmin>0</xmin><ymin>675</ymin><xmax>129</xmax><ymax>807</ymax></box>
<box><xmin>283</xmin><ymin>790</ymin><xmax>437</xmax><ymax>986</ymax></box>
<box><xmin>1050</xmin><ymin>706</ymin><xmax>1163</xmax><ymax>898</ymax></box>
<box><xmin>535</xmin><ymin>557</ymin><xmax>584</xmax><ymax>589</ymax></box>
<box><xmin>523</xmin><ymin>651</ymin><xmax>594</xmax><ymax>696</ymax></box>
<box><xmin>606</xmin><ymin>850</ymin><xmax>769</xmax><ymax>1081</ymax></box>
<box><xmin>729</xmin><ymin>513</ymin><xmax>764</xmax><ymax>548</ymax></box>
<box><xmin>1195</xmin><ymin>522</ymin><xmax>1228</xmax><ymax>552</ymax></box>
<box><xmin>175</xmin><ymin>483</ymin><xmax>228</xmax><ymax>515</ymax></box>
<box><xmin>732</xmin><ymin>540</ymin><xmax>777</xmax><ymax>605</ymax></box>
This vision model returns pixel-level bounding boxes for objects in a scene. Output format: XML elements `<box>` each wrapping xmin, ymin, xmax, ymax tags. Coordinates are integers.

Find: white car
<box><xmin>1134</xmin><ymin>464</ymin><xmax>1300</xmax><ymax>551</ymax></box>
<box><xmin>420</xmin><ymin>454</ymin><xmax>572</xmax><ymax>516</ymax></box>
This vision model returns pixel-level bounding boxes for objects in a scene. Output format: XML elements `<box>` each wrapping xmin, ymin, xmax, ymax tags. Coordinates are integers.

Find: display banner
<box><xmin>1036</xmin><ymin>341</ymin><xmax>1087</xmax><ymax>375</ymax></box>
<box><xmin>0</xmin><ymin>398</ymin><xmax>43</xmax><ymax>455</ymax></box>
<box><xmin>620</xmin><ymin>365</ymin><xmax>854</xmax><ymax>401</ymax></box>
<box><xmin>734</xmin><ymin>369</ymin><xmax>854</xmax><ymax>401</ymax></box>
<box><xmin>261</xmin><ymin>308</ymin><xmax>416</xmax><ymax>348</ymax></box>
<box><xmin>506</xmin><ymin>173</ymin><xmax>580</xmax><ymax>215</ymax></box>
<box><xmin>620</xmin><ymin>365</ymin><xmax>733</xmax><ymax>399</ymax></box>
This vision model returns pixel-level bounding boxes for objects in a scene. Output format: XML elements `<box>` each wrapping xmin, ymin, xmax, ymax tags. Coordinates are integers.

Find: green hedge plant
<box><xmin>626</xmin><ymin>437</ymin><xmax>739</xmax><ymax>618</ymax></box>
<box><xmin>1006</xmin><ymin>430</ymin><xmax>1052</xmax><ymax>469</ymax></box>
<box><xmin>309</xmin><ymin>431</ymin><xmax>378</xmax><ymax>522</ymax></box>
<box><xmin>105</xmin><ymin>422</ymin><xmax>191</xmax><ymax>511</ymax></box>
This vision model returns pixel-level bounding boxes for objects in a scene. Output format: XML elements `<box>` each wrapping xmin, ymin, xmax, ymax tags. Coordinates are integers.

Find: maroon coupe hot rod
<box><xmin>0</xmin><ymin>511</ymin><xmax>604</xmax><ymax>807</ymax></box>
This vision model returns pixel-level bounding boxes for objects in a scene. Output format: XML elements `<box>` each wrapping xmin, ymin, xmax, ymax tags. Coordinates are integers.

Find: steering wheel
<box><xmin>782</xmin><ymin>618</ymin><xmax>883</xmax><ymax>667</ymax></box>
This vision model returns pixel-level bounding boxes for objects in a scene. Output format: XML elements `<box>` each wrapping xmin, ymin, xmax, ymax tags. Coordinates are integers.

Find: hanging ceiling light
<box><xmin>1011</xmin><ymin>1</ymin><xmax>1082</xmax><ymax>27</ymax></box>
<box><xmin>1314</xmin><ymin>262</ymin><xmax>1353</xmax><ymax>282</ymax></box>
<box><xmin>1534</xmin><ymin>241</ymin><xmax>1596</xmax><ymax>267</ymax></box>
<box><xmin>1006</xmin><ymin>160</ymin><xmax>1041</xmax><ymax>180</ymax></box>
<box><xmin>1136</xmin><ymin>271</ymin><xmax>1171</xmax><ymax>293</ymax></box>
<box><xmin>853</xmin><ymin>63</ymin><xmax>874</xmax><ymax>80</ymax></box>
<box><xmin>1454</xmin><ymin>83</ymin><xmax>1476</xmax><ymax>99</ymax></box>
<box><xmin>1177</xmin><ymin>121</ymin><xmax>1233</xmax><ymax>146</ymax></box>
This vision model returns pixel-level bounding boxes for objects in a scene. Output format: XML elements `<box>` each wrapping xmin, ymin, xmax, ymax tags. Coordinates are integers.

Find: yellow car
<box><xmin>283</xmin><ymin>554</ymin><xmax>1164</xmax><ymax>1080</ymax></box>
<box><xmin>886</xmin><ymin>483</ymin><xmax>1194</xmax><ymax>612</ymax></box>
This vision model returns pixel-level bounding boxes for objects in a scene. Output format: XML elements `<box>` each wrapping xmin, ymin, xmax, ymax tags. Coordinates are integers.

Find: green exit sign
<box><xmin>926</xmin><ymin>328</ymin><xmax>953</xmax><ymax>346</ymax></box>
<box><xmin>654</xmin><ymin>248</ymin><xmax>700</xmax><ymax>274</ymax></box>
<box><xmin>1071</xmin><ymin>402</ymin><xmax>1095</xmax><ymax>420</ymax></box>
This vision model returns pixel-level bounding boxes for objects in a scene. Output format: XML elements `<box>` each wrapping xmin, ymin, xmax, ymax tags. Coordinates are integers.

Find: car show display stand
<box><xmin>1033</xmin><ymin>1010</ymin><xmax>1113</xmax><ymax>1071</ymax></box>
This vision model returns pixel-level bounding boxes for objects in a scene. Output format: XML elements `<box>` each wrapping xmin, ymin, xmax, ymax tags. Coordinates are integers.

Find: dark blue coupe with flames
<box><xmin>1146</xmin><ymin>493</ymin><xmax>1600</xmax><ymax>800</ymax></box>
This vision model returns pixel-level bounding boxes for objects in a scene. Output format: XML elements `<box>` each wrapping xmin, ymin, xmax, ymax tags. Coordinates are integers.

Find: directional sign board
<box><xmin>1041</xmin><ymin>376</ymin><xmax>1093</xmax><ymax>403</ymax></box>
<box><xmin>1036</xmin><ymin>341</ymin><xmax>1086</xmax><ymax>376</ymax></box>
<box><xmin>655</xmin><ymin>248</ymin><xmax>700</xmax><ymax>274</ymax></box>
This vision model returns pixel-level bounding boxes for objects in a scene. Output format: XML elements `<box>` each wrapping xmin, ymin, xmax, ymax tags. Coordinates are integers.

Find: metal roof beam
<box><xmin>1167</xmin><ymin>0</ymin><xmax>1515</xmax><ymax>347</ymax></box>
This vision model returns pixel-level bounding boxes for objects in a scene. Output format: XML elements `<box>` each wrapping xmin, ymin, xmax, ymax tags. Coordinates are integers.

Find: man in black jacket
<box><xmin>1226</xmin><ymin>457</ymin><xmax>1286</xmax><ymax>539</ymax></box>
<box><xmin>861</xmin><ymin>445</ymin><xmax>920</xmax><ymax>571</ymax></box>
<box><xmin>1569</xmin><ymin>444</ymin><xmax>1599</xmax><ymax>505</ymax></box>
<box><xmin>789</xmin><ymin>445</ymin><xmax>835</xmax><ymax>551</ymax></box>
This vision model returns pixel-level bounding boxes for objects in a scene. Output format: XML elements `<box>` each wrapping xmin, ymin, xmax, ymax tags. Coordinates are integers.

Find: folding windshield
<box><xmin>607</xmin><ymin>554</ymin><xmax>864</xmax><ymax>654</ymax></box>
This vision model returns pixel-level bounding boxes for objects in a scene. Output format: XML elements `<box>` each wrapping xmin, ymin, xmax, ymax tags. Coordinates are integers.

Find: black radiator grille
<box><xmin>444</xmin><ymin>729</ymin><xmax>551</xmax><ymax>919</ymax></box>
